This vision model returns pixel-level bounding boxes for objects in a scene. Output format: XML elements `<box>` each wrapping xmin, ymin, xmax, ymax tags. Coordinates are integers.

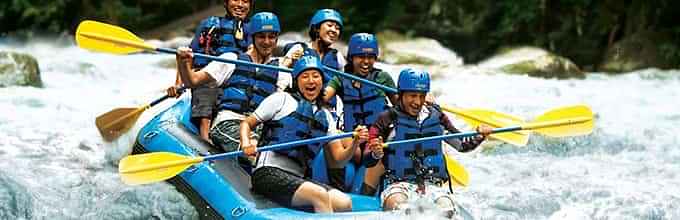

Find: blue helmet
<box><xmin>292</xmin><ymin>55</ymin><xmax>325</xmax><ymax>80</ymax></box>
<box><xmin>347</xmin><ymin>33</ymin><xmax>379</xmax><ymax>58</ymax></box>
<box><xmin>310</xmin><ymin>9</ymin><xmax>343</xmax><ymax>28</ymax></box>
<box><xmin>398</xmin><ymin>68</ymin><xmax>430</xmax><ymax>93</ymax></box>
<box><xmin>248</xmin><ymin>12</ymin><xmax>281</xmax><ymax>35</ymax></box>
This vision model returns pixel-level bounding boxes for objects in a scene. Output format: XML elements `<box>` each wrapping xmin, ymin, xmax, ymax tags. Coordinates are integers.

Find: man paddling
<box><xmin>322</xmin><ymin>33</ymin><xmax>398</xmax><ymax>192</ymax></box>
<box><xmin>173</xmin><ymin>12</ymin><xmax>291</xmax><ymax>166</ymax></box>
<box><xmin>168</xmin><ymin>0</ymin><xmax>254</xmax><ymax>142</ymax></box>
<box><xmin>365</xmin><ymin>68</ymin><xmax>492</xmax><ymax>212</ymax></box>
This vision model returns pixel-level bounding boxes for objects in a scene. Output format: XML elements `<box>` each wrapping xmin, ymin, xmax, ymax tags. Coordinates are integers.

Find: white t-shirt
<box><xmin>202</xmin><ymin>52</ymin><xmax>293</xmax><ymax>124</ymax></box>
<box><xmin>253</xmin><ymin>92</ymin><xmax>341</xmax><ymax>176</ymax></box>
<box><xmin>253</xmin><ymin>92</ymin><xmax>338</xmax><ymax>136</ymax></box>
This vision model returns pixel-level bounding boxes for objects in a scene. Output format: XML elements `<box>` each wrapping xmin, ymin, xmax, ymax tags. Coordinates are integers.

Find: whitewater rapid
<box><xmin>1</xmin><ymin>38</ymin><xmax>679</xmax><ymax>219</ymax></box>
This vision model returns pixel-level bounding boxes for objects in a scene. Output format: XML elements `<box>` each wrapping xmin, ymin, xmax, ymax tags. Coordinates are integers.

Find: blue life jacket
<box><xmin>340</xmin><ymin>69</ymin><xmax>389</xmax><ymax>132</ymax></box>
<box><xmin>260</xmin><ymin>94</ymin><xmax>329</xmax><ymax>171</ymax></box>
<box><xmin>283</xmin><ymin>42</ymin><xmax>340</xmax><ymax>84</ymax></box>
<box><xmin>190</xmin><ymin>16</ymin><xmax>249</xmax><ymax>68</ymax></box>
<box><xmin>283</xmin><ymin>42</ymin><xmax>341</xmax><ymax>118</ymax></box>
<box><xmin>218</xmin><ymin>53</ymin><xmax>279</xmax><ymax>113</ymax></box>
<box><xmin>385</xmin><ymin>106</ymin><xmax>448</xmax><ymax>182</ymax></box>
<box><xmin>311</xmin><ymin>148</ymin><xmax>356</xmax><ymax>191</ymax></box>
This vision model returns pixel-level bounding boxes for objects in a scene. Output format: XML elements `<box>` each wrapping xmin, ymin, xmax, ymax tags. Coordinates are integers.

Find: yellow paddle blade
<box><xmin>529</xmin><ymin>105</ymin><xmax>594</xmax><ymax>137</ymax></box>
<box><xmin>75</xmin><ymin>20</ymin><xmax>154</xmax><ymax>54</ymax></box>
<box><xmin>95</xmin><ymin>107</ymin><xmax>146</xmax><ymax>142</ymax></box>
<box><xmin>443</xmin><ymin>153</ymin><xmax>469</xmax><ymax>187</ymax></box>
<box><xmin>119</xmin><ymin>152</ymin><xmax>204</xmax><ymax>185</ymax></box>
<box><xmin>441</xmin><ymin>105</ymin><xmax>530</xmax><ymax>146</ymax></box>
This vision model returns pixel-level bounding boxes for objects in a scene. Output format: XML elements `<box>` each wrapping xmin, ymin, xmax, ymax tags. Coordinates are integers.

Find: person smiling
<box><xmin>239</xmin><ymin>55</ymin><xmax>369</xmax><ymax>213</ymax></box>
<box><xmin>168</xmin><ymin>0</ymin><xmax>255</xmax><ymax>143</ymax></box>
<box><xmin>365</xmin><ymin>68</ymin><xmax>492</xmax><ymax>211</ymax></box>
<box><xmin>322</xmin><ymin>33</ymin><xmax>398</xmax><ymax>192</ymax></box>
<box><xmin>173</xmin><ymin>12</ymin><xmax>291</xmax><ymax>164</ymax></box>
<box><xmin>282</xmin><ymin>9</ymin><xmax>346</xmax><ymax>79</ymax></box>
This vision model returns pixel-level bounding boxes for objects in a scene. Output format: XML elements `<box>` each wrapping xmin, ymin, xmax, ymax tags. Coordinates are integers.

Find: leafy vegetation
<box><xmin>0</xmin><ymin>0</ymin><xmax>219</xmax><ymax>34</ymax></box>
<box><xmin>2</xmin><ymin>0</ymin><xmax>678</xmax><ymax>68</ymax></box>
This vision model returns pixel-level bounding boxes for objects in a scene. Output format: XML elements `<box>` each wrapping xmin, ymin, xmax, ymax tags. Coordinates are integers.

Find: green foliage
<box><xmin>2</xmin><ymin>0</ymin><xmax>679</xmax><ymax>68</ymax></box>
<box><xmin>1</xmin><ymin>0</ymin><xmax>71</xmax><ymax>33</ymax></box>
<box><xmin>665</xmin><ymin>27</ymin><xmax>680</xmax><ymax>66</ymax></box>
<box><xmin>254</xmin><ymin>0</ymin><xmax>390</xmax><ymax>39</ymax></box>
<box><xmin>0</xmin><ymin>0</ymin><xmax>218</xmax><ymax>34</ymax></box>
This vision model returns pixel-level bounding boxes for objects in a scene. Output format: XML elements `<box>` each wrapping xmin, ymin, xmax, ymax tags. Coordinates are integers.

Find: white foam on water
<box><xmin>1</xmin><ymin>41</ymin><xmax>197</xmax><ymax>219</ymax></box>
<box><xmin>1</xmin><ymin>38</ymin><xmax>679</xmax><ymax>219</ymax></box>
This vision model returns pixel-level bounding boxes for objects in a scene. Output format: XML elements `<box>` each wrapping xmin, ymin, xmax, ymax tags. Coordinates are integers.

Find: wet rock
<box><xmin>480</xmin><ymin>47</ymin><xmax>584</xmax><ymax>79</ymax></box>
<box><xmin>599</xmin><ymin>31</ymin><xmax>676</xmax><ymax>73</ymax></box>
<box><xmin>0</xmin><ymin>51</ymin><xmax>43</xmax><ymax>87</ymax></box>
<box><xmin>379</xmin><ymin>30</ymin><xmax>462</xmax><ymax>66</ymax></box>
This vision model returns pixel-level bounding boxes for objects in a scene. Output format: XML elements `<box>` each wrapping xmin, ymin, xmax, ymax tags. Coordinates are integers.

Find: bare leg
<box><xmin>291</xmin><ymin>182</ymin><xmax>353</xmax><ymax>213</ymax></box>
<box><xmin>328</xmin><ymin>189</ymin><xmax>352</xmax><ymax>212</ymax></box>
<box><xmin>362</xmin><ymin>163</ymin><xmax>385</xmax><ymax>193</ymax></box>
<box><xmin>291</xmin><ymin>182</ymin><xmax>333</xmax><ymax>213</ymax></box>
<box><xmin>383</xmin><ymin>192</ymin><xmax>408</xmax><ymax>211</ymax></box>
<box><xmin>199</xmin><ymin>118</ymin><xmax>211</xmax><ymax>143</ymax></box>
<box><xmin>434</xmin><ymin>194</ymin><xmax>456</xmax><ymax>210</ymax></box>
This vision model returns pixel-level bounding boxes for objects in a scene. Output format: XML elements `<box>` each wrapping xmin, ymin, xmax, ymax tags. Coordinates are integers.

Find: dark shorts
<box><xmin>327</xmin><ymin>168</ymin><xmax>346</xmax><ymax>191</ymax></box>
<box><xmin>251</xmin><ymin>166</ymin><xmax>332</xmax><ymax>207</ymax></box>
<box><xmin>210</xmin><ymin>119</ymin><xmax>261</xmax><ymax>153</ymax></box>
<box><xmin>191</xmin><ymin>84</ymin><xmax>221</xmax><ymax>119</ymax></box>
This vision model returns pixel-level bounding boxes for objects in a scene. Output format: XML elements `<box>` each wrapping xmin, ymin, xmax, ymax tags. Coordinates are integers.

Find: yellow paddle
<box><xmin>441</xmin><ymin>105</ymin><xmax>529</xmax><ymax>146</ymax></box>
<box><xmin>118</xmin><ymin>105</ymin><xmax>592</xmax><ymax>186</ymax></box>
<box><xmin>119</xmin><ymin>132</ymin><xmax>356</xmax><ymax>185</ymax></box>
<box><xmin>76</xmin><ymin>20</ymin><xmax>293</xmax><ymax>71</ymax></box>
<box><xmin>76</xmin><ymin>20</ymin><xmax>590</xmax><ymax>187</ymax></box>
<box><xmin>95</xmin><ymin>87</ymin><xmax>184</xmax><ymax>142</ymax></box>
<box><xmin>383</xmin><ymin>104</ymin><xmax>594</xmax><ymax>187</ymax></box>
<box><xmin>443</xmin><ymin>154</ymin><xmax>470</xmax><ymax>187</ymax></box>
<box><xmin>75</xmin><ymin>20</ymin><xmax>530</xmax><ymax>144</ymax></box>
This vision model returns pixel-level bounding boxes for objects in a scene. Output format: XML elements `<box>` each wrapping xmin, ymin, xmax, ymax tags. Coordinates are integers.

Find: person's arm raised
<box><xmin>176</xmin><ymin>47</ymin><xmax>215</xmax><ymax>88</ymax></box>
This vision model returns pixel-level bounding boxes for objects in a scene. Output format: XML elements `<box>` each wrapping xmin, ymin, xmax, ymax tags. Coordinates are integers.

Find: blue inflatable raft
<box><xmin>132</xmin><ymin>95</ymin><xmax>472</xmax><ymax>219</ymax></box>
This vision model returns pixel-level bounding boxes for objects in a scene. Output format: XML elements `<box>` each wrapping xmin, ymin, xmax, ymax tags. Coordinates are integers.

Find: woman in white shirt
<box><xmin>239</xmin><ymin>55</ymin><xmax>368</xmax><ymax>213</ymax></box>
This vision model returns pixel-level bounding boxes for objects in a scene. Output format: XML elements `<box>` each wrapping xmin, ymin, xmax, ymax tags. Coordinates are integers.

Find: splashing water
<box><xmin>1</xmin><ymin>37</ymin><xmax>679</xmax><ymax>219</ymax></box>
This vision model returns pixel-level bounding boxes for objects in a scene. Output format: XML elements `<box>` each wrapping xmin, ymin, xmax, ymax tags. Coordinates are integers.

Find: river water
<box><xmin>1</xmin><ymin>38</ymin><xmax>679</xmax><ymax>219</ymax></box>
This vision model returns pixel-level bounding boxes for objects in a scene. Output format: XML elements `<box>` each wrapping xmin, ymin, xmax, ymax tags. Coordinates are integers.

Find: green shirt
<box><xmin>327</xmin><ymin>70</ymin><xmax>396</xmax><ymax>97</ymax></box>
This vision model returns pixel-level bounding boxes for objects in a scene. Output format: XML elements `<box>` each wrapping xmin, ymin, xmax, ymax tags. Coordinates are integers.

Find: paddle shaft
<box><xmin>80</xmin><ymin>27</ymin><xmax>396</xmax><ymax>93</ymax></box>
<box><xmin>384</xmin><ymin>116</ymin><xmax>591</xmax><ymax>147</ymax></box>
<box><xmin>149</xmin><ymin>85</ymin><xmax>187</xmax><ymax>106</ymax></box>
<box><xmin>441</xmin><ymin>105</ymin><xmax>512</xmax><ymax>130</ymax></box>
<box><xmin>121</xmin><ymin>132</ymin><xmax>355</xmax><ymax>174</ymax></box>
<box><xmin>100</xmin><ymin>86</ymin><xmax>187</xmax><ymax>129</ymax></box>
<box><xmin>323</xmin><ymin>67</ymin><xmax>398</xmax><ymax>93</ymax></box>
<box><xmin>154</xmin><ymin>48</ymin><xmax>400</xmax><ymax>93</ymax></box>
<box><xmin>204</xmin><ymin>132</ymin><xmax>355</xmax><ymax>161</ymax></box>
<box><xmin>156</xmin><ymin>47</ymin><xmax>293</xmax><ymax>73</ymax></box>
